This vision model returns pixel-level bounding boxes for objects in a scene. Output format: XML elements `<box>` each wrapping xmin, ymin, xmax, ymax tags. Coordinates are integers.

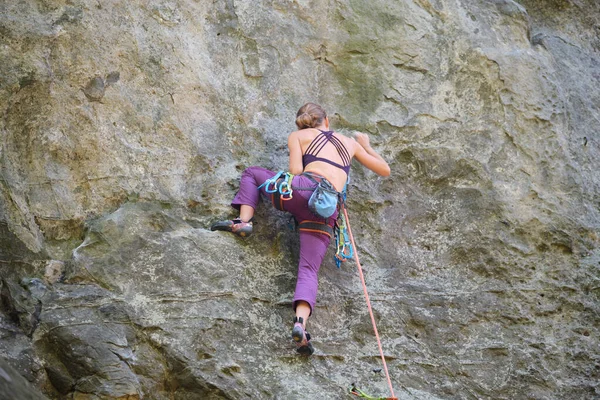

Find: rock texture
<box><xmin>0</xmin><ymin>356</ymin><xmax>47</xmax><ymax>400</ymax></box>
<box><xmin>1</xmin><ymin>0</ymin><xmax>599</xmax><ymax>399</ymax></box>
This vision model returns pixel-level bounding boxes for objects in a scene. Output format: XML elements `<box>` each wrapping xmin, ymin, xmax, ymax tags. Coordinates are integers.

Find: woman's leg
<box><xmin>291</xmin><ymin>230</ymin><xmax>330</xmax><ymax>354</ymax></box>
<box><xmin>212</xmin><ymin>167</ymin><xmax>276</xmax><ymax>235</ymax></box>
<box><xmin>239</xmin><ymin>205</ymin><xmax>254</xmax><ymax>223</ymax></box>
<box><xmin>295</xmin><ymin>301</ymin><xmax>311</xmax><ymax>328</ymax></box>
<box><xmin>231</xmin><ymin>166</ymin><xmax>277</xmax><ymax>214</ymax></box>
<box><xmin>293</xmin><ymin>230</ymin><xmax>331</xmax><ymax>321</ymax></box>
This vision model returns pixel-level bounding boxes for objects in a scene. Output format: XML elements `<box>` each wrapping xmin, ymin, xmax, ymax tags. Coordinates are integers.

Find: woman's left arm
<box><xmin>287</xmin><ymin>131</ymin><xmax>304</xmax><ymax>174</ymax></box>
<box><xmin>352</xmin><ymin>133</ymin><xmax>391</xmax><ymax>176</ymax></box>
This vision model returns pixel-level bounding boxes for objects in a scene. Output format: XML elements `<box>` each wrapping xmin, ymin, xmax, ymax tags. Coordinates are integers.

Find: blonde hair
<box><xmin>295</xmin><ymin>103</ymin><xmax>327</xmax><ymax>129</ymax></box>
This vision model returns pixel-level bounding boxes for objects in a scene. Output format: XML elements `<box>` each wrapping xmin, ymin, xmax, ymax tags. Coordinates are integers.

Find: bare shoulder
<box><xmin>289</xmin><ymin>129</ymin><xmax>307</xmax><ymax>141</ymax></box>
<box><xmin>332</xmin><ymin>131</ymin><xmax>358</xmax><ymax>154</ymax></box>
<box><xmin>292</xmin><ymin>128</ymin><xmax>320</xmax><ymax>142</ymax></box>
<box><xmin>289</xmin><ymin>129</ymin><xmax>306</xmax><ymax>137</ymax></box>
<box><xmin>288</xmin><ymin>130</ymin><xmax>298</xmax><ymax>139</ymax></box>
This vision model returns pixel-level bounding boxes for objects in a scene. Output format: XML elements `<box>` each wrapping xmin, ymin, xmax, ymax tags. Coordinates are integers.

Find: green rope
<box><xmin>349</xmin><ymin>384</ymin><xmax>388</xmax><ymax>400</ymax></box>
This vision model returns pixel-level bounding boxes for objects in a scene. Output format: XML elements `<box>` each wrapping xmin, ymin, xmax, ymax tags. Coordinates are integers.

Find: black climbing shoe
<box><xmin>210</xmin><ymin>219</ymin><xmax>253</xmax><ymax>237</ymax></box>
<box><xmin>292</xmin><ymin>317</ymin><xmax>314</xmax><ymax>356</ymax></box>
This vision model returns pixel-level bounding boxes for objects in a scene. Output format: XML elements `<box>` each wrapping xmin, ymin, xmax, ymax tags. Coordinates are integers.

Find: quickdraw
<box><xmin>334</xmin><ymin>205</ymin><xmax>354</xmax><ymax>268</ymax></box>
<box><xmin>333</xmin><ymin>179</ymin><xmax>353</xmax><ymax>268</ymax></box>
<box><xmin>279</xmin><ymin>173</ymin><xmax>294</xmax><ymax>201</ymax></box>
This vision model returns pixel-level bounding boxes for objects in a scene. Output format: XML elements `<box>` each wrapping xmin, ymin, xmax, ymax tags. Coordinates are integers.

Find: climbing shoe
<box><xmin>292</xmin><ymin>317</ymin><xmax>314</xmax><ymax>356</ymax></box>
<box><xmin>210</xmin><ymin>218</ymin><xmax>253</xmax><ymax>237</ymax></box>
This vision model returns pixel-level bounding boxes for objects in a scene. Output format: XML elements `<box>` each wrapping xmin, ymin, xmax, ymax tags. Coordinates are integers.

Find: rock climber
<box><xmin>211</xmin><ymin>102</ymin><xmax>390</xmax><ymax>355</ymax></box>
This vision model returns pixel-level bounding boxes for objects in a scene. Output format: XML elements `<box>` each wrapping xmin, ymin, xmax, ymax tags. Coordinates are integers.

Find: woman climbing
<box><xmin>211</xmin><ymin>102</ymin><xmax>390</xmax><ymax>355</ymax></box>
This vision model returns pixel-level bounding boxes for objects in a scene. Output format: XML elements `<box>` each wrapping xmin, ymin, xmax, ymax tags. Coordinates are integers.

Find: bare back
<box><xmin>297</xmin><ymin>128</ymin><xmax>355</xmax><ymax>191</ymax></box>
<box><xmin>288</xmin><ymin>127</ymin><xmax>390</xmax><ymax>191</ymax></box>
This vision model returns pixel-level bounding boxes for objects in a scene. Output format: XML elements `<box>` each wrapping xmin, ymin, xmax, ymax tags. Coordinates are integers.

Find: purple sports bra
<box><xmin>302</xmin><ymin>130</ymin><xmax>351</xmax><ymax>175</ymax></box>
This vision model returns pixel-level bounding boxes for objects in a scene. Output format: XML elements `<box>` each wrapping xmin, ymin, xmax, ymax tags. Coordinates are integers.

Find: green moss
<box><xmin>326</xmin><ymin>1</ymin><xmax>405</xmax><ymax>123</ymax></box>
<box><xmin>329</xmin><ymin>45</ymin><xmax>386</xmax><ymax>123</ymax></box>
<box><xmin>348</xmin><ymin>0</ymin><xmax>404</xmax><ymax>31</ymax></box>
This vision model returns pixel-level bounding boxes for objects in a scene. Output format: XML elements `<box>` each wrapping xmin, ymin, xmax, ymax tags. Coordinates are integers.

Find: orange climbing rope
<box><xmin>342</xmin><ymin>205</ymin><xmax>397</xmax><ymax>400</ymax></box>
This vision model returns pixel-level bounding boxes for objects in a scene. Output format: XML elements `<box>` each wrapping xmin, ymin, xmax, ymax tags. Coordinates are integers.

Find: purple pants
<box><xmin>231</xmin><ymin>166</ymin><xmax>336</xmax><ymax>315</ymax></box>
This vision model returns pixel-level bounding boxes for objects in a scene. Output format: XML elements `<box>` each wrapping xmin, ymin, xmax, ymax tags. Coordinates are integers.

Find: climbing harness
<box><xmin>297</xmin><ymin>220</ymin><xmax>333</xmax><ymax>238</ymax></box>
<box><xmin>325</xmin><ymin>178</ymin><xmax>352</xmax><ymax>268</ymax></box>
<box><xmin>259</xmin><ymin>171</ymin><xmax>354</xmax><ymax>263</ymax></box>
<box><xmin>259</xmin><ymin>171</ymin><xmax>341</xmax><ymax>238</ymax></box>
<box><xmin>343</xmin><ymin>205</ymin><xmax>396</xmax><ymax>400</ymax></box>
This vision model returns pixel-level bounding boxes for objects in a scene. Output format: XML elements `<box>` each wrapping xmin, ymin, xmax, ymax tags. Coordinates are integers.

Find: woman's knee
<box><xmin>241</xmin><ymin>166</ymin><xmax>260</xmax><ymax>179</ymax></box>
<box><xmin>241</xmin><ymin>166</ymin><xmax>274</xmax><ymax>184</ymax></box>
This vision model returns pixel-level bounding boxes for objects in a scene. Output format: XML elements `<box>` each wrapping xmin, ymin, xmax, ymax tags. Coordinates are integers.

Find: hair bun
<box><xmin>295</xmin><ymin>113</ymin><xmax>313</xmax><ymax>130</ymax></box>
<box><xmin>295</xmin><ymin>103</ymin><xmax>327</xmax><ymax>129</ymax></box>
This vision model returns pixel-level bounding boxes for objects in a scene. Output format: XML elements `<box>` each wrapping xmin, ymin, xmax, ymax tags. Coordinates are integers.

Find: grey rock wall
<box><xmin>1</xmin><ymin>0</ymin><xmax>599</xmax><ymax>399</ymax></box>
<box><xmin>0</xmin><ymin>356</ymin><xmax>47</xmax><ymax>400</ymax></box>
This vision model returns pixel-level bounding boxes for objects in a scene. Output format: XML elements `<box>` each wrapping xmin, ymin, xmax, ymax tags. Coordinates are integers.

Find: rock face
<box><xmin>0</xmin><ymin>356</ymin><xmax>47</xmax><ymax>400</ymax></box>
<box><xmin>1</xmin><ymin>0</ymin><xmax>599</xmax><ymax>399</ymax></box>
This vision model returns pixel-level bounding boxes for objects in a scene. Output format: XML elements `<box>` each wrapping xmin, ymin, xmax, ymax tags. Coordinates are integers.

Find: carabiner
<box><xmin>279</xmin><ymin>181</ymin><xmax>293</xmax><ymax>200</ymax></box>
<box><xmin>264</xmin><ymin>179</ymin><xmax>279</xmax><ymax>193</ymax></box>
<box><xmin>259</xmin><ymin>171</ymin><xmax>284</xmax><ymax>193</ymax></box>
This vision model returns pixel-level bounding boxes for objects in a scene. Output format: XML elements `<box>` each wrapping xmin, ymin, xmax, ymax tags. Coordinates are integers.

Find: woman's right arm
<box><xmin>287</xmin><ymin>131</ymin><xmax>304</xmax><ymax>175</ymax></box>
<box><xmin>352</xmin><ymin>132</ymin><xmax>391</xmax><ymax>177</ymax></box>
